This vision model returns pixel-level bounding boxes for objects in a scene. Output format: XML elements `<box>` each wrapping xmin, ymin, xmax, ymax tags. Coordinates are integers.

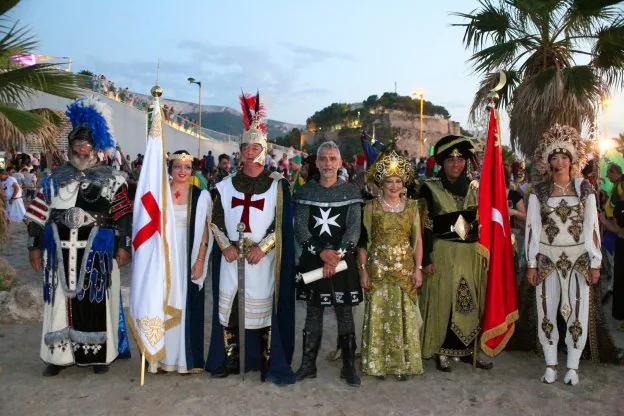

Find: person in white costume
<box><xmin>1</xmin><ymin>169</ymin><xmax>26</xmax><ymax>222</ymax></box>
<box><xmin>206</xmin><ymin>92</ymin><xmax>296</xmax><ymax>385</ymax></box>
<box><xmin>147</xmin><ymin>150</ymin><xmax>213</xmax><ymax>374</ymax></box>
<box><xmin>25</xmin><ymin>98</ymin><xmax>132</xmax><ymax>376</ymax></box>
<box><xmin>526</xmin><ymin>124</ymin><xmax>601</xmax><ymax>386</ymax></box>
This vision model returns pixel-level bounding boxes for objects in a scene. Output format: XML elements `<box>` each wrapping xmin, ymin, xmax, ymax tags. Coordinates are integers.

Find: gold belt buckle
<box><xmin>450</xmin><ymin>214</ymin><xmax>471</xmax><ymax>241</ymax></box>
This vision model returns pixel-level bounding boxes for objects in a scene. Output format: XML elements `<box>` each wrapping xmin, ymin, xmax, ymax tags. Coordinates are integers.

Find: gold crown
<box><xmin>368</xmin><ymin>150</ymin><xmax>414</xmax><ymax>186</ymax></box>
<box><xmin>170</xmin><ymin>153</ymin><xmax>194</xmax><ymax>162</ymax></box>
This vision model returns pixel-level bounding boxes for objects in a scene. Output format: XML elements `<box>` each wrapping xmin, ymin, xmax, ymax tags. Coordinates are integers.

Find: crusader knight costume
<box><xmin>205</xmin><ymin>92</ymin><xmax>296</xmax><ymax>384</ymax></box>
<box><xmin>294</xmin><ymin>141</ymin><xmax>363</xmax><ymax>387</ymax></box>
<box><xmin>525</xmin><ymin>125</ymin><xmax>602</xmax><ymax>385</ymax></box>
<box><xmin>418</xmin><ymin>135</ymin><xmax>491</xmax><ymax>372</ymax></box>
<box><xmin>26</xmin><ymin>98</ymin><xmax>132</xmax><ymax>376</ymax></box>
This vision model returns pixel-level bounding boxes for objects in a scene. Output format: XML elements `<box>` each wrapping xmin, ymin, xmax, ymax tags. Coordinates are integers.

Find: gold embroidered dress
<box><xmin>525</xmin><ymin>179</ymin><xmax>602</xmax><ymax>369</ymax></box>
<box><xmin>361</xmin><ymin>199</ymin><xmax>423</xmax><ymax>376</ymax></box>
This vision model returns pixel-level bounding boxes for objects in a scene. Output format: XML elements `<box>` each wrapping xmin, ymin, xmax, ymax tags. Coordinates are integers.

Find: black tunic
<box><xmin>294</xmin><ymin>179</ymin><xmax>363</xmax><ymax>306</ymax></box>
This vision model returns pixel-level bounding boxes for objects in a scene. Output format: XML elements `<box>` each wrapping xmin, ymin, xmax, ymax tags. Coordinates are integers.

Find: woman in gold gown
<box><xmin>358</xmin><ymin>151</ymin><xmax>423</xmax><ymax>380</ymax></box>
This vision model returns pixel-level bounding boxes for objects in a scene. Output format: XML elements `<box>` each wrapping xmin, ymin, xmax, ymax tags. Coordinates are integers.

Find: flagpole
<box><xmin>141</xmin><ymin>353</ymin><xmax>146</xmax><ymax>386</ymax></box>
<box><xmin>475</xmin><ymin>88</ymin><xmax>501</xmax><ymax>370</ymax></box>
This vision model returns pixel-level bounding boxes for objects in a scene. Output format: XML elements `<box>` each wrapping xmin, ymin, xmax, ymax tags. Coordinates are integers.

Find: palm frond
<box><xmin>0</xmin><ymin>19</ymin><xmax>37</xmax><ymax>58</ymax></box>
<box><xmin>0</xmin><ymin>62</ymin><xmax>87</xmax><ymax>105</ymax></box>
<box><xmin>509</xmin><ymin>0</ymin><xmax>566</xmax><ymax>30</ymax></box>
<box><xmin>592</xmin><ymin>16</ymin><xmax>624</xmax><ymax>89</ymax></box>
<box><xmin>509</xmin><ymin>66</ymin><xmax>599</xmax><ymax>155</ymax></box>
<box><xmin>0</xmin><ymin>0</ymin><xmax>20</xmax><ymax>18</ymax></box>
<box><xmin>0</xmin><ymin>103</ymin><xmax>26</xmax><ymax>147</ymax></box>
<box><xmin>468</xmin><ymin>38</ymin><xmax>528</xmax><ymax>74</ymax></box>
<box><xmin>451</xmin><ymin>0</ymin><xmax>515</xmax><ymax>51</ymax></box>
<box><xmin>564</xmin><ymin>0</ymin><xmax>623</xmax><ymax>35</ymax></box>
<box><xmin>25</xmin><ymin>108</ymin><xmax>66</xmax><ymax>153</ymax></box>
<box><xmin>0</xmin><ymin>104</ymin><xmax>66</xmax><ymax>150</ymax></box>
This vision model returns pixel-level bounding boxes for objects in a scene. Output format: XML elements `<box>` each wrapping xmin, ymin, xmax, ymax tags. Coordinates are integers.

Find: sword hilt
<box><xmin>236</xmin><ymin>222</ymin><xmax>246</xmax><ymax>255</ymax></box>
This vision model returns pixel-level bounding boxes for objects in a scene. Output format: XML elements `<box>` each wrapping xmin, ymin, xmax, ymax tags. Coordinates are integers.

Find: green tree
<box><xmin>0</xmin><ymin>0</ymin><xmax>87</xmax><ymax>151</ymax></box>
<box><xmin>363</xmin><ymin>94</ymin><xmax>378</xmax><ymax>109</ymax></box>
<box><xmin>454</xmin><ymin>0</ymin><xmax>624</xmax><ymax>156</ymax></box>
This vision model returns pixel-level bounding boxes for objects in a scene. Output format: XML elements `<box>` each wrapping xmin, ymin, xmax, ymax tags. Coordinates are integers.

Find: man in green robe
<box><xmin>418</xmin><ymin>135</ymin><xmax>492</xmax><ymax>372</ymax></box>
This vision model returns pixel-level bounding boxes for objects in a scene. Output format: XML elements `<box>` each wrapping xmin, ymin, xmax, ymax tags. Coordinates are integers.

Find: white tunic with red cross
<box><xmin>215</xmin><ymin>175</ymin><xmax>279</xmax><ymax>329</ymax></box>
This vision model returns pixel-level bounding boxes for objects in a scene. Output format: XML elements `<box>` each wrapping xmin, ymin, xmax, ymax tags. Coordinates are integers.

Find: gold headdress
<box><xmin>367</xmin><ymin>150</ymin><xmax>414</xmax><ymax>186</ymax></box>
<box><xmin>533</xmin><ymin>124</ymin><xmax>587</xmax><ymax>176</ymax></box>
<box><xmin>170</xmin><ymin>152</ymin><xmax>194</xmax><ymax>162</ymax></box>
<box><xmin>240</xmin><ymin>91</ymin><xmax>268</xmax><ymax>165</ymax></box>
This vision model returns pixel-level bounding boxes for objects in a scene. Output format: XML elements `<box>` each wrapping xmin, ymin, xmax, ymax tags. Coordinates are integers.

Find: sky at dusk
<box><xmin>14</xmin><ymin>0</ymin><xmax>624</xmax><ymax>144</ymax></box>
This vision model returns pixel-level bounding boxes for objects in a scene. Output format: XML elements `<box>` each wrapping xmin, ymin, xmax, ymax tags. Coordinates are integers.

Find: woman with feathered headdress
<box><xmin>525</xmin><ymin>124</ymin><xmax>601</xmax><ymax>385</ymax></box>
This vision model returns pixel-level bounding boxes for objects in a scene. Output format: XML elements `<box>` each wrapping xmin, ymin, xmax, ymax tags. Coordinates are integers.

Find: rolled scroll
<box><xmin>295</xmin><ymin>260</ymin><xmax>348</xmax><ymax>284</ymax></box>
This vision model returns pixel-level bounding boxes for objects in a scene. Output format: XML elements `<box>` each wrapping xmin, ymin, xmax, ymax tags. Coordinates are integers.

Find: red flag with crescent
<box><xmin>478</xmin><ymin>106</ymin><xmax>519</xmax><ymax>356</ymax></box>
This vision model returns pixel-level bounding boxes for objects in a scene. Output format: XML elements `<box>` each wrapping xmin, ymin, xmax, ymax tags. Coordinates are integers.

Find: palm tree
<box><xmin>453</xmin><ymin>0</ymin><xmax>624</xmax><ymax>157</ymax></box>
<box><xmin>0</xmin><ymin>0</ymin><xmax>87</xmax><ymax>152</ymax></box>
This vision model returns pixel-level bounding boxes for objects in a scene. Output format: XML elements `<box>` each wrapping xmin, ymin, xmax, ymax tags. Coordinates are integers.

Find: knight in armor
<box><xmin>418</xmin><ymin>135</ymin><xmax>493</xmax><ymax>372</ymax></box>
<box><xmin>25</xmin><ymin>98</ymin><xmax>132</xmax><ymax>376</ymax></box>
<box><xmin>526</xmin><ymin>125</ymin><xmax>602</xmax><ymax>385</ymax></box>
<box><xmin>294</xmin><ymin>141</ymin><xmax>363</xmax><ymax>387</ymax></box>
<box><xmin>205</xmin><ymin>92</ymin><xmax>296</xmax><ymax>384</ymax></box>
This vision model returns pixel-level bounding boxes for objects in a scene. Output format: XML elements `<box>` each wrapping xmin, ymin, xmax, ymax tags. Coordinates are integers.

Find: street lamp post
<box><xmin>412</xmin><ymin>89</ymin><xmax>425</xmax><ymax>158</ymax></box>
<box><xmin>188</xmin><ymin>77</ymin><xmax>202</xmax><ymax>158</ymax></box>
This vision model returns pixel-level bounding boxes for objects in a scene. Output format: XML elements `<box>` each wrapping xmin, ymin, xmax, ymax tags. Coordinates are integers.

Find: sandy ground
<box><xmin>1</xmin><ymin>222</ymin><xmax>623</xmax><ymax>416</ymax></box>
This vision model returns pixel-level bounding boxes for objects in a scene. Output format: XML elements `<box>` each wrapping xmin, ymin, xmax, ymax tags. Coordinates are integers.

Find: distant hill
<box><xmin>131</xmin><ymin>93</ymin><xmax>303</xmax><ymax>138</ymax></box>
<box><xmin>183</xmin><ymin>110</ymin><xmax>302</xmax><ymax>139</ymax></box>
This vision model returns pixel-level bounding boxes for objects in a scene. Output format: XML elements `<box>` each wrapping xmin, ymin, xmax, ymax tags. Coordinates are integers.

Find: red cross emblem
<box><xmin>133</xmin><ymin>192</ymin><xmax>161</xmax><ymax>250</ymax></box>
<box><xmin>232</xmin><ymin>193</ymin><xmax>264</xmax><ymax>232</ymax></box>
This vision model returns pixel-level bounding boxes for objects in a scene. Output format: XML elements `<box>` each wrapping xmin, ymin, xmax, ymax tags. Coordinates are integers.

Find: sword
<box><xmin>236</xmin><ymin>222</ymin><xmax>246</xmax><ymax>380</ymax></box>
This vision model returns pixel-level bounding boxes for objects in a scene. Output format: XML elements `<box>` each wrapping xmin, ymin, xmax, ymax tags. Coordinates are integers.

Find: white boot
<box><xmin>564</xmin><ymin>369</ymin><xmax>579</xmax><ymax>386</ymax></box>
<box><xmin>541</xmin><ymin>367</ymin><xmax>557</xmax><ymax>384</ymax></box>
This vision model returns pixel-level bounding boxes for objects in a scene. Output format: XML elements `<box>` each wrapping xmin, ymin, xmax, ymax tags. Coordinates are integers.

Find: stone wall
<box><xmin>389</xmin><ymin>110</ymin><xmax>461</xmax><ymax>158</ymax></box>
<box><xmin>300</xmin><ymin>109</ymin><xmax>461</xmax><ymax>158</ymax></box>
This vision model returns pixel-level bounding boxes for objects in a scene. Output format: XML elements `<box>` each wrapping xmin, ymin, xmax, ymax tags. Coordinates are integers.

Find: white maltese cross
<box><xmin>313</xmin><ymin>208</ymin><xmax>341</xmax><ymax>236</ymax></box>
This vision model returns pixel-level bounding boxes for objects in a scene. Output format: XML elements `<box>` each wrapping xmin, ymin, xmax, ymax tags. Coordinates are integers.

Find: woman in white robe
<box><xmin>526</xmin><ymin>125</ymin><xmax>601</xmax><ymax>386</ymax></box>
<box><xmin>148</xmin><ymin>150</ymin><xmax>213</xmax><ymax>373</ymax></box>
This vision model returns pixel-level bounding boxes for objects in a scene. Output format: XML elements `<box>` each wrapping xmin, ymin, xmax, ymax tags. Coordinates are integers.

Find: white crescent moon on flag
<box><xmin>491</xmin><ymin>207</ymin><xmax>506</xmax><ymax>236</ymax></box>
<box><xmin>490</xmin><ymin>70</ymin><xmax>507</xmax><ymax>92</ymax></box>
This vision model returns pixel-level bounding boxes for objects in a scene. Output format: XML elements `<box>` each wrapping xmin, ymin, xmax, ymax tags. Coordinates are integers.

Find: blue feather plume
<box><xmin>65</xmin><ymin>98</ymin><xmax>116</xmax><ymax>151</ymax></box>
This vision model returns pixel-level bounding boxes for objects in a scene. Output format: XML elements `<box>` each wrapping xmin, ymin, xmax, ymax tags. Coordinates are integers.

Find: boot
<box><xmin>435</xmin><ymin>354</ymin><xmax>452</xmax><ymax>372</ymax></box>
<box><xmin>92</xmin><ymin>365</ymin><xmax>109</xmax><ymax>374</ymax></box>
<box><xmin>211</xmin><ymin>326</ymin><xmax>240</xmax><ymax>378</ymax></box>
<box><xmin>460</xmin><ymin>352</ymin><xmax>494</xmax><ymax>370</ymax></box>
<box><xmin>42</xmin><ymin>364</ymin><xmax>64</xmax><ymax>377</ymax></box>
<box><xmin>295</xmin><ymin>329</ymin><xmax>322</xmax><ymax>381</ymax></box>
<box><xmin>339</xmin><ymin>333</ymin><xmax>361</xmax><ymax>387</ymax></box>
<box><xmin>260</xmin><ymin>327</ymin><xmax>271</xmax><ymax>382</ymax></box>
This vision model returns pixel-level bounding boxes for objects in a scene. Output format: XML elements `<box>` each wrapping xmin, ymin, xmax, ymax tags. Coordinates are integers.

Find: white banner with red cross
<box><xmin>129</xmin><ymin>98</ymin><xmax>181</xmax><ymax>363</ymax></box>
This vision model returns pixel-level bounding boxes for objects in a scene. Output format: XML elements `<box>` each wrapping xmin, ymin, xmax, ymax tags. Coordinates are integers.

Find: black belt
<box><xmin>50</xmin><ymin>208</ymin><xmax>113</xmax><ymax>229</ymax></box>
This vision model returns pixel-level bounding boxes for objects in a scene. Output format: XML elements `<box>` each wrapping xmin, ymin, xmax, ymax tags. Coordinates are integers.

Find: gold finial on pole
<box><xmin>151</xmin><ymin>85</ymin><xmax>163</xmax><ymax>98</ymax></box>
